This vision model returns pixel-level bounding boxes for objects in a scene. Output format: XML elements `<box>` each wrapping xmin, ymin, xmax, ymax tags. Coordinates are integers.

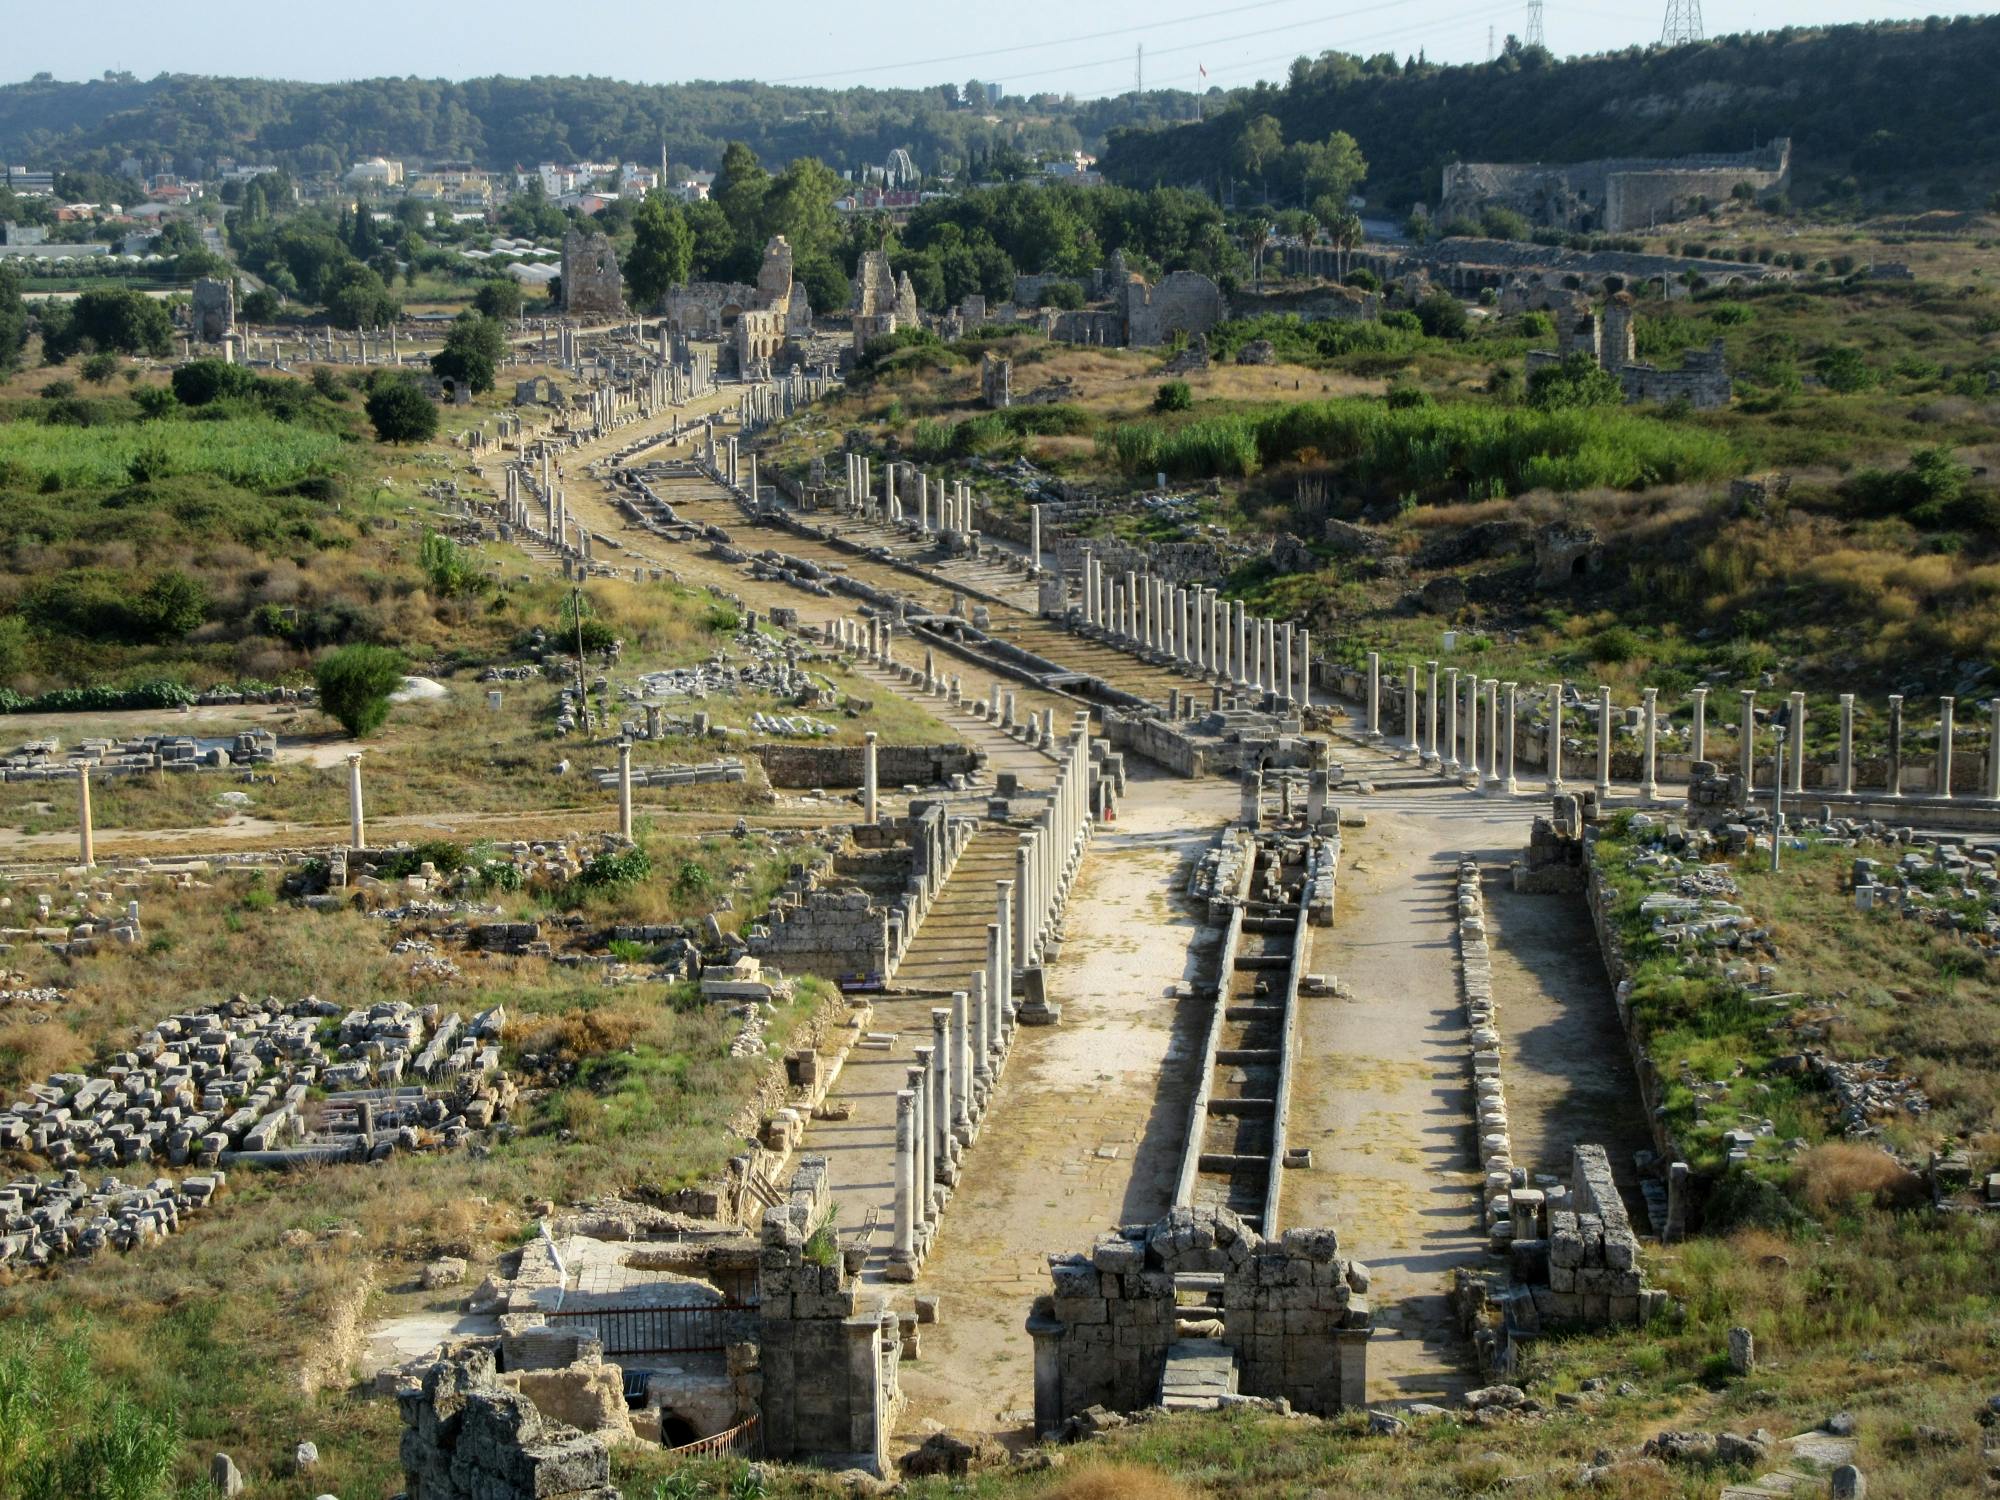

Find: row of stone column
<box><xmin>889</xmin><ymin>880</ymin><xmax>1021</xmax><ymax>1279</ymax></box>
<box><xmin>1072</xmin><ymin>550</ymin><xmax>1311</xmax><ymax>707</ymax></box>
<box><xmin>1364</xmin><ymin>650</ymin><xmax>2000</xmax><ymax>803</ymax></box>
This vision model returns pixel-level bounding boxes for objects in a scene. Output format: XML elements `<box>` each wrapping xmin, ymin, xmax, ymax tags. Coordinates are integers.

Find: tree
<box><xmin>430</xmin><ymin>311</ymin><xmax>505</xmax><ymax>394</ymax></box>
<box><xmin>624</xmin><ymin>192</ymin><xmax>694</xmax><ymax>308</ymax></box>
<box><xmin>1231</xmin><ymin>114</ymin><xmax>1285</xmax><ymax>199</ymax></box>
<box><xmin>316</xmin><ymin>643</ymin><xmax>407</xmax><ymax>738</ymax></box>
<box><xmin>136</xmin><ymin>569</ymin><xmax>210</xmax><ymax>639</ymax></box>
<box><xmin>42</xmin><ymin>286</ymin><xmax>172</xmax><ymax>359</ymax></box>
<box><xmin>684</xmin><ymin>198</ymin><xmax>736</xmax><ymax>280</ymax></box>
<box><xmin>1415</xmin><ymin>290</ymin><xmax>1469</xmax><ymax>340</ymax></box>
<box><xmin>79</xmin><ymin>351</ymin><xmax>119</xmax><ymax>385</ymax></box>
<box><xmin>472</xmin><ymin>276</ymin><xmax>523</xmax><ymax>321</ymax></box>
<box><xmin>323</xmin><ymin>260</ymin><xmax>399</xmax><ymax>329</ymax></box>
<box><xmin>170</xmin><ymin>357</ymin><xmax>257</xmax><ymax>406</ymax></box>
<box><xmin>0</xmin><ymin>263</ymin><xmax>26</xmax><ymax>375</ymax></box>
<box><xmin>764</xmin><ymin>156</ymin><xmax>844</xmax><ymax>261</ymax></box>
<box><xmin>1526</xmin><ymin>350</ymin><xmax>1623</xmax><ymax>410</ymax></box>
<box><xmin>713</xmin><ymin>140</ymin><xmax>771</xmax><ymax>266</ymax></box>
<box><xmin>365</xmin><ymin>375</ymin><xmax>438</xmax><ymax>443</ymax></box>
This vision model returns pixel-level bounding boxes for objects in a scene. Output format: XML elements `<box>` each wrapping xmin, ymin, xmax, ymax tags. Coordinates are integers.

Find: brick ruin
<box><xmin>397</xmin><ymin>1341</ymin><xmax>619</xmax><ymax>1500</ymax></box>
<box><xmin>560</xmin><ymin>229</ymin><xmax>626</xmax><ymax>321</ymax></box>
<box><xmin>1029</xmin><ymin>1206</ymin><xmax>1369</xmax><ymax>1431</ymax></box>
<box><xmin>1440</xmin><ymin>139</ymin><xmax>1791</xmax><ymax>234</ymax></box>
<box><xmin>1526</xmin><ymin>292</ymin><xmax>1733</xmax><ymax>409</ymax></box>
<box><xmin>190</xmin><ymin>276</ymin><xmax>235</xmax><ymax>343</ymax></box>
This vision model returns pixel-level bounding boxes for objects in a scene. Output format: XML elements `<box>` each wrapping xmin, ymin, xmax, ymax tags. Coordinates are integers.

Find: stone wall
<box><xmin>1029</xmin><ymin>1206</ymin><xmax>1368</xmax><ymax>1432</ymax></box>
<box><xmin>1440</xmin><ymin>140</ymin><xmax>1790</xmax><ymax>234</ymax></box>
<box><xmin>560</xmin><ymin>230</ymin><xmax>625</xmax><ymax>321</ymax></box>
<box><xmin>753</xmin><ymin>1159</ymin><xmax>900</xmax><ymax>1474</ymax></box>
<box><xmin>190</xmin><ymin>277</ymin><xmax>234</xmax><ymax>342</ymax></box>
<box><xmin>662</xmin><ymin>282</ymin><xmax>757</xmax><ymax>337</ymax></box>
<box><xmin>751</xmin><ymin>742</ymin><xmax>982</xmax><ymax>789</ymax></box>
<box><xmin>1125</xmin><ymin>270</ymin><xmax>1228</xmax><ymax>348</ymax></box>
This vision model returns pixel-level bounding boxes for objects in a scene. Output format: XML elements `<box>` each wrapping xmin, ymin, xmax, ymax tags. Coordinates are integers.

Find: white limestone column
<box><xmin>1641</xmin><ymin>688</ymin><xmax>1659</xmax><ymax>802</ymax></box>
<box><xmin>1839</xmin><ymin>693</ymin><xmax>1857</xmax><ymax>795</ymax></box>
<box><xmin>1690</xmin><ymin>686</ymin><xmax>1707</xmax><ymax>764</ymax></box>
<box><xmin>951</xmin><ymin>992</ymin><xmax>972</xmax><ymax>1132</ymax></box>
<box><xmin>1443</xmin><ymin>669</ymin><xmax>1461</xmax><ymax>776</ymax></box>
<box><xmin>1503</xmin><ymin>682</ymin><xmax>1519</xmax><ymax>793</ymax></box>
<box><xmin>1549</xmin><ymin>685</ymin><xmax>1565</xmax><ymax>791</ymax></box>
<box><xmin>1425</xmin><ymin>661</ymin><xmax>1440</xmax><ymax>764</ymax></box>
<box><xmin>909</xmin><ymin>1059</ymin><xmax>933</xmax><ymax>1221</ymax></box>
<box><xmin>1988</xmin><ymin>698</ymin><xmax>2000</xmax><ymax>801</ymax></box>
<box><xmin>346</xmin><ymin>752</ymin><xmax>365</xmax><ymax>849</ymax></box>
<box><xmin>1788</xmin><ymin>691</ymin><xmax>1807</xmax><ymax>794</ymax></box>
<box><xmin>862</xmin><ymin>732</ymin><xmax>879</xmax><ymax>823</ymax></box>
<box><xmin>995</xmin><ymin>885</ymin><xmax>1015</xmax><ymax>1038</ymax></box>
<box><xmin>1029</xmin><ymin>505</ymin><xmax>1041</xmax><ymax>573</ymax></box>
<box><xmin>1464</xmin><ymin>674</ymin><xmax>1481</xmax><ymax>788</ymax></box>
<box><xmin>77</xmin><ymin>766</ymin><xmax>94</xmax><ymax>869</ymax></box>
<box><xmin>1739</xmin><ymin>691</ymin><xmax>1757</xmax><ymax>795</ymax></box>
<box><xmin>1366</xmin><ymin>652</ymin><xmax>1381</xmax><ymax>737</ymax></box>
<box><xmin>930</xmin><ymin>1010</ymin><xmax>955</xmax><ymax>1166</ymax></box>
<box><xmin>1015</xmin><ymin>844</ymin><xmax>1033</xmax><ymax>970</ymax></box>
<box><xmin>1484</xmin><ymin>678</ymin><xmax>1500</xmax><ymax>786</ymax></box>
<box><xmin>617</xmin><ymin>739</ymin><xmax>634</xmax><ymax>839</ymax></box>
<box><xmin>1938</xmin><ymin>696</ymin><xmax>1955</xmax><ymax>800</ymax></box>
<box><xmin>1596</xmin><ymin>686</ymin><xmax>1615</xmax><ymax>798</ymax></box>
<box><xmin>981</xmin><ymin>921</ymin><xmax>1000</xmax><ymax>1073</ymax></box>
<box><xmin>1888</xmin><ymin>694</ymin><xmax>1905</xmax><ymax>798</ymax></box>
<box><xmin>894</xmin><ymin>1090</ymin><xmax>916</xmax><ymax>1258</ymax></box>
<box><xmin>1406</xmin><ymin>663</ymin><xmax>1421</xmax><ymax>755</ymax></box>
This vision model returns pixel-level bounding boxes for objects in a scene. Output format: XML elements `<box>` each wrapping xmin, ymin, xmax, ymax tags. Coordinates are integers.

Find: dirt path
<box><xmin>1483</xmin><ymin>873</ymin><xmax>1656</xmax><ymax>1210</ymax></box>
<box><xmin>890</xmin><ymin>770</ymin><xmax>1238</xmax><ymax>1438</ymax></box>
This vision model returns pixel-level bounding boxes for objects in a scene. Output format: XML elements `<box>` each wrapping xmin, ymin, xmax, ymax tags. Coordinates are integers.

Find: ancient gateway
<box><xmin>1440</xmin><ymin>138</ymin><xmax>1792</xmax><ymax>234</ymax></box>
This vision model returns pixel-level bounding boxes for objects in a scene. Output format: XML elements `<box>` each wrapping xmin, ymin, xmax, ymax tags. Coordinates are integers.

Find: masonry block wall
<box><xmin>753</xmin><ymin>1160</ymin><xmax>900</xmax><ymax>1474</ymax></box>
<box><xmin>398</xmin><ymin>1343</ymin><xmax>618</xmax><ymax>1500</ymax></box>
<box><xmin>752</xmin><ymin>742</ymin><xmax>983</xmax><ymax>788</ymax></box>
<box><xmin>1030</xmin><ymin>1207</ymin><xmax>1369</xmax><ymax>1432</ymax></box>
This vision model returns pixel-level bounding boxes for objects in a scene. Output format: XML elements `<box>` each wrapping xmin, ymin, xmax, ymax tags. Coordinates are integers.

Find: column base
<box><xmin>884</xmin><ymin>1252</ymin><xmax>919</xmax><ymax>1283</ymax></box>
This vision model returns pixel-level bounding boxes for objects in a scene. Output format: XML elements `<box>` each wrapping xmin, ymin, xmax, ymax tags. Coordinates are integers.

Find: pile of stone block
<box><xmin>1455</xmin><ymin>858</ymin><xmax>1516</xmax><ymax>1237</ymax></box>
<box><xmin>0</xmin><ymin>1167</ymin><xmax>225</xmax><ymax>1268</ymax></box>
<box><xmin>0</xmin><ymin>996</ymin><xmax>514</xmax><ymax>1175</ymax></box>
<box><xmin>1</xmin><ymin>730</ymin><xmax>278</xmax><ymax>783</ymax></box>
<box><xmin>1512</xmin><ymin>794</ymin><xmax>1587</xmax><ymax>893</ymax></box>
<box><xmin>1507</xmin><ymin>1145</ymin><xmax>1667</xmax><ymax>1331</ymax></box>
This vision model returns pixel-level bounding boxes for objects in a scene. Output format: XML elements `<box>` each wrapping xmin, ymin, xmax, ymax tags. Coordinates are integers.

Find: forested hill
<box><xmin>1101</xmin><ymin>17</ymin><xmax>2000</xmax><ymax>213</ymax></box>
<box><xmin>0</xmin><ymin>74</ymin><xmax>1195</xmax><ymax>179</ymax></box>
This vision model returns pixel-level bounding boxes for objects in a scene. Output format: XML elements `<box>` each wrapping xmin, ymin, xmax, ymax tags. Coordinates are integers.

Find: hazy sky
<box><xmin>6</xmin><ymin>0</ymin><xmax>1976</xmax><ymax>97</ymax></box>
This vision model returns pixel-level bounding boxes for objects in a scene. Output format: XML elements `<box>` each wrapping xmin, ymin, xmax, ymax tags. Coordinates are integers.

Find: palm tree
<box><xmin>1245</xmin><ymin>216</ymin><xmax>1272</xmax><ymax>290</ymax></box>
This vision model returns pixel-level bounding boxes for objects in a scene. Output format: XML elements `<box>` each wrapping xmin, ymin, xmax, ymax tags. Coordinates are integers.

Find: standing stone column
<box><xmin>977</xmin><ymin>926</ymin><xmax>998</xmax><ymax>1079</ymax></box>
<box><xmin>617</xmin><ymin>739</ymin><xmax>634</xmax><ymax>839</ymax></box>
<box><xmin>909</xmin><ymin>1059</ymin><xmax>933</xmax><ymax>1221</ymax></box>
<box><xmin>1016</xmin><ymin>842</ymin><xmax>1034</xmax><ymax>969</ymax></box>
<box><xmin>950</xmin><ymin>992</ymin><xmax>972</xmax><ymax>1135</ymax></box>
<box><xmin>1464</xmin><ymin>674</ymin><xmax>1481</xmax><ymax>789</ymax></box>
<box><xmin>1596</xmin><ymin>685</ymin><xmax>1614</xmax><ymax>799</ymax></box>
<box><xmin>1233</xmin><ymin>603</ymin><xmax>1249</xmax><ymax>688</ymax></box>
<box><xmin>1839</xmin><ymin>693</ymin><xmax>1857</xmax><ymax>795</ymax></box>
<box><xmin>893</xmin><ymin>1091</ymin><xmax>917</xmax><ymax>1261</ymax></box>
<box><xmin>1425</xmin><ymin>661</ymin><xmax>1440</xmax><ymax>764</ymax></box>
<box><xmin>1443</xmin><ymin>668</ymin><xmax>1461</xmax><ymax>777</ymax></box>
<box><xmin>1785</xmin><ymin>691</ymin><xmax>1806</xmax><ymax>794</ymax></box>
<box><xmin>1938</xmin><ymin>696</ymin><xmax>1955</xmax><ymax>800</ymax></box>
<box><xmin>1502</xmin><ymin>682</ymin><xmax>1519</xmax><ymax>794</ymax></box>
<box><xmin>346</xmin><ymin>752</ymin><xmax>365</xmax><ymax>850</ymax></box>
<box><xmin>862</xmin><ymin>732</ymin><xmax>879</xmax><ymax>823</ymax></box>
<box><xmin>1366</xmin><ymin>652</ymin><xmax>1382</xmax><ymax>738</ymax></box>
<box><xmin>1297</xmin><ymin>629</ymin><xmax>1312</xmax><ymax>706</ymax></box>
<box><xmin>1690</xmin><ymin>687</ymin><xmax>1708</xmax><ymax>764</ymax></box>
<box><xmin>1406</xmin><ymin>663</ymin><xmax>1421</xmax><ymax>756</ymax></box>
<box><xmin>1029</xmin><ymin>504</ymin><xmax>1042</xmax><ymax>574</ymax></box>
<box><xmin>1887</xmin><ymin>694</ymin><xmax>1904</xmax><ymax>797</ymax></box>
<box><xmin>1988</xmin><ymin>698</ymin><xmax>2000</xmax><ymax>801</ymax></box>
<box><xmin>1484</xmin><ymin>678</ymin><xmax>1500</xmax><ymax>786</ymax></box>
<box><xmin>1641</xmin><ymin>688</ymin><xmax>1660</xmax><ymax>802</ymax></box>
<box><xmin>995</xmin><ymin>885</ymin><xmax>1015</xmax><ymax>1039</ymax></box>
<box><xmin>1548</xmin><ymin>685</ymin><xmax>1565</xmax><ymax>791</ymax></box>
<box><xmin>929</xmin><ymin>1010</ymin><xmax>954</xmax><ymax>1169</ymax></box>
<box><xmin>1739</xmin><ymin>691</ymin><xmax>1757</xmax><ymax>796</ymax></box>
<box><xmin>76</xmin><ymin>766</ymin><xmax>94</xmax><ymax>869</ymax></box>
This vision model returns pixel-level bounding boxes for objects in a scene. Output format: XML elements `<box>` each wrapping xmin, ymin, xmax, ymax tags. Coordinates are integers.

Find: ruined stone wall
<box><xmin>1125</xmin><ymin>271</ymin><xmax>1227</xmax><ymax>348</ymax></box>
<box><xmin>754</xmin><ymin>1160</ymin><xmax>899</xmax><ymax>1474</ymax></box>
<box><xmin>752</xmin><ymin>742</ymin><xmax>983</xmax><ymax>788</ymax></box>
<box><xmin>560</xmin><ymin>230</ymin><xmax>625</xmax><ymax>321</ymax></box>
<box><xmin>980</xmin><ymin>352</ymin><xmax>1012</xmax><ymax>409</ymax></box>
<box><xmin>1621</xmin><ymin>340</ymin><xmax>1731</xmax><ymax>408</ymax></box>
<box><xmin>1441</xmin><ymin>140</ymin><xmax>1790</xmax><ymax>233</ymax></box>
<box><xmin>398</xmin><ymin>1344</ymin><xmax>618</xmax><ymax>1500</ymax></box>
<box><xmin>1033</xmin><ymin>1207</ymin><xmax>1368</xmax><ymax>1428</ymax></box>
<box><xmin>663</xmin><ymin>282</ymin><xmax>757</xmax><ymax>337</ymax></box>
<box><xmin>190</xmin><ymin>277</ymin><xmax>234</xmax><ymax>342</ymax></box>
<box><xmin>853</xmin><ymin>252</ymin><xmax>896</xmax><ymax>319</ymax></box>
<box><xmin>1604</xmin><ymin>160</ymin><xmax>1788</xmax><ymax>234</ymax></box>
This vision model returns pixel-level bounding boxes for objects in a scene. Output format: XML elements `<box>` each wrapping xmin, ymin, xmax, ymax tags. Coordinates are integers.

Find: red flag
<box><xmin>1199</xmin><ymin>63</ymin><xmax>1208</xmax><ymax>78</ymax></box>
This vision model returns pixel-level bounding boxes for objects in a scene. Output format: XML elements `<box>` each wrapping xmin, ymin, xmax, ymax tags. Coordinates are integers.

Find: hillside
<box><xmin>0</xmin><ymin>73</ymin><xmax>1193</xmax><ymax>180</ymax></box>
<box><xmin>1101</xmin><ymin>16</ymin><xmax>2000</xmax><ymax>212</ymax></box>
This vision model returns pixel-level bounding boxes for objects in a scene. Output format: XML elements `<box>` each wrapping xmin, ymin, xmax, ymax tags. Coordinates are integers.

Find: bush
<box><xmin>172</xmin><ymin>357</ymin><xmax>259</xmax><ymax>407</ymax></box>
<box><xmin>1815</xmin><ymin>346</ymin><xmax>1875</xmax><ymax>393</ymax></box>
<box><xmin>1526</xmin><ymin>350</ymin><xmax>1625</xmax><ymax>411</ymax></box>
<box><xmin>574</xmin><ymin>847</ymin><xmax>653</xmax><ymax>892</ymax></box>
<box><xmin>419</xmin><ymin>529</ymin><xmax>485</xmax><ymax>597</ymax></box>
<box><xmin>1036</xmin><ymin>281</ymin><xmax>1085</xmax><ymax>310</ymax></box>
<box><xmin>79</xmin><ymin>351</ymin><xmax>119</xmax><ymax>385</ymax></box>
<box><xmin>1414</xmin><ymin>291</ymin><xmax>1469</xmax><ymax>340</ymax></box>
<box><xmin>315</xmin><ymin>643</ymin><xmax>407</xmax><ymax>738</ymax></box>
<box><xmin>365</xmin><ymin>376</ymin><xmax>439</xmax><ymax>443</ymax></box>
<box><xmin>473</xmin><ymin>277</ymin><xmax>524</xmax><ymax>320</ymax></box>
<box><xmin>1153</xmin><ymin>380</ymin><xmax>1193</xmax><ymax>413</ymax></box>
<box><xmin>1587</xmin><ymin>624</ymin><xmax>1641</xmax><ymax>664</ymax></box>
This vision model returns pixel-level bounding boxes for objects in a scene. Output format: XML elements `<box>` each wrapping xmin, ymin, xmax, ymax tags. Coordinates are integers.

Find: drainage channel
<box><xmin>1173</xmin><ymin>831</ymin><xmax>1320</xmax><ymax>1238</ymax></box>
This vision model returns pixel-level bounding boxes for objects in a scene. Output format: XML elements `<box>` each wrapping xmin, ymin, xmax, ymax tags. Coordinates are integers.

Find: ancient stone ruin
<box><xmin>1440</xmin><ymin>139</ymin><xmax>1792</xmax><ymax>233</ymax></box>
<box><xmin>560</xmin><ymin>229</ymin><xmax>626</xmax><ymax>321</ymax></box>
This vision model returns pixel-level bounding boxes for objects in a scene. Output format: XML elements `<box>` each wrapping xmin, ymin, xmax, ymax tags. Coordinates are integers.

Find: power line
<box><xmin>764</xmin><ymin>0</ymin><xmax>1313</xmax><ymax>84</ymax></box>
<box><xmin>1527</xmin><ymin>0</ymin><xmax>1546</xmax><ymax>49</ymax></box>
<box><xmin>1661</xmin><ymin>0</ymin><xmax>1704</xmax><ymax>46</ymax></box>
<box><xmin>1135</xmin><ymin>0</ymin><xmax>1524</xmax><ymax>89</ymax></box>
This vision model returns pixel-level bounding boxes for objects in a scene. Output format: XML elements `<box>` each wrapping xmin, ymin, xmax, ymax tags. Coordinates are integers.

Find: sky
<box><xmin>4</xmin><ymin>0</ymin><xmax>1980</xmax><ymax>98</ymax></box>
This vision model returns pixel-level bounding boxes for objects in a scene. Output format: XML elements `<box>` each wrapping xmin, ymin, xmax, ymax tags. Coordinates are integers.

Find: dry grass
<box><xmin>1791</xmin><ymin>1142</ymin><xmax>1925</xmax><ymax>1215</ymax></box>
<box><xmin>1043</xmin><ymin>1462</ymin><xmax>1199</xmax><ymax>1500</ymax></box>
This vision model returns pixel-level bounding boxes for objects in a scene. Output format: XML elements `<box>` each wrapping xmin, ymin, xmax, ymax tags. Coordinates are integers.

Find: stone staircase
<box><xmin>1158</xmin><ymin>1339</ymin><xmax>1241</xmax><ymax>1411</ymax></box>
<box><xmin>891</xmin><ymin>825</ymin><xmax>1023</xmax><ymax>992</ymax></box>
<box><xmin>1718</xmin><ymin>1431</ymin><xmax>1857</xmax><ymax>1499</ymax></box>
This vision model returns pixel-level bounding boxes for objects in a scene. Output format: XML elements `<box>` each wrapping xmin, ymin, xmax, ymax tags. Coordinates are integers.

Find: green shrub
<box><xmin>1526</xmin><ymin>351</ymin><xmax>1625</xmax><ymax>411</ymax></box>
<box><xmin>1414</xmin><ymin>291</ymin><xmax>1469</xmax><ymax>340</ymax></box>
<box><xmin>1153</xmin><ymin>380</ymin><xmax>1193</xmax><ymax>413</ymax></box>
<box><xmin>314</xmin><ymin>643</ymin><xmax>407</xmax><ymax>738</ymax></box>
<box><xmin>419</xmin><ymin>529</ymin><xmax>485</xmax><ymax>597</ymax></box>
<box><xmin>172</xmin><ymin>358</ymin><xmax>259</xmax><ymax>407</ymax></box>
<box><xmin>575</xmin><ymin>847</ymin><xmax>653</xmax><ymax>892</ymax></box>
<box><xmin>1815</xmin><ymin>346</ymin><xmax>1875</xmax><ymax>393</ymax></box>
<box><xmin>364</xmin><ymin>376</ymin><xmax>438</xmax><ymax>443</ymax></box>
